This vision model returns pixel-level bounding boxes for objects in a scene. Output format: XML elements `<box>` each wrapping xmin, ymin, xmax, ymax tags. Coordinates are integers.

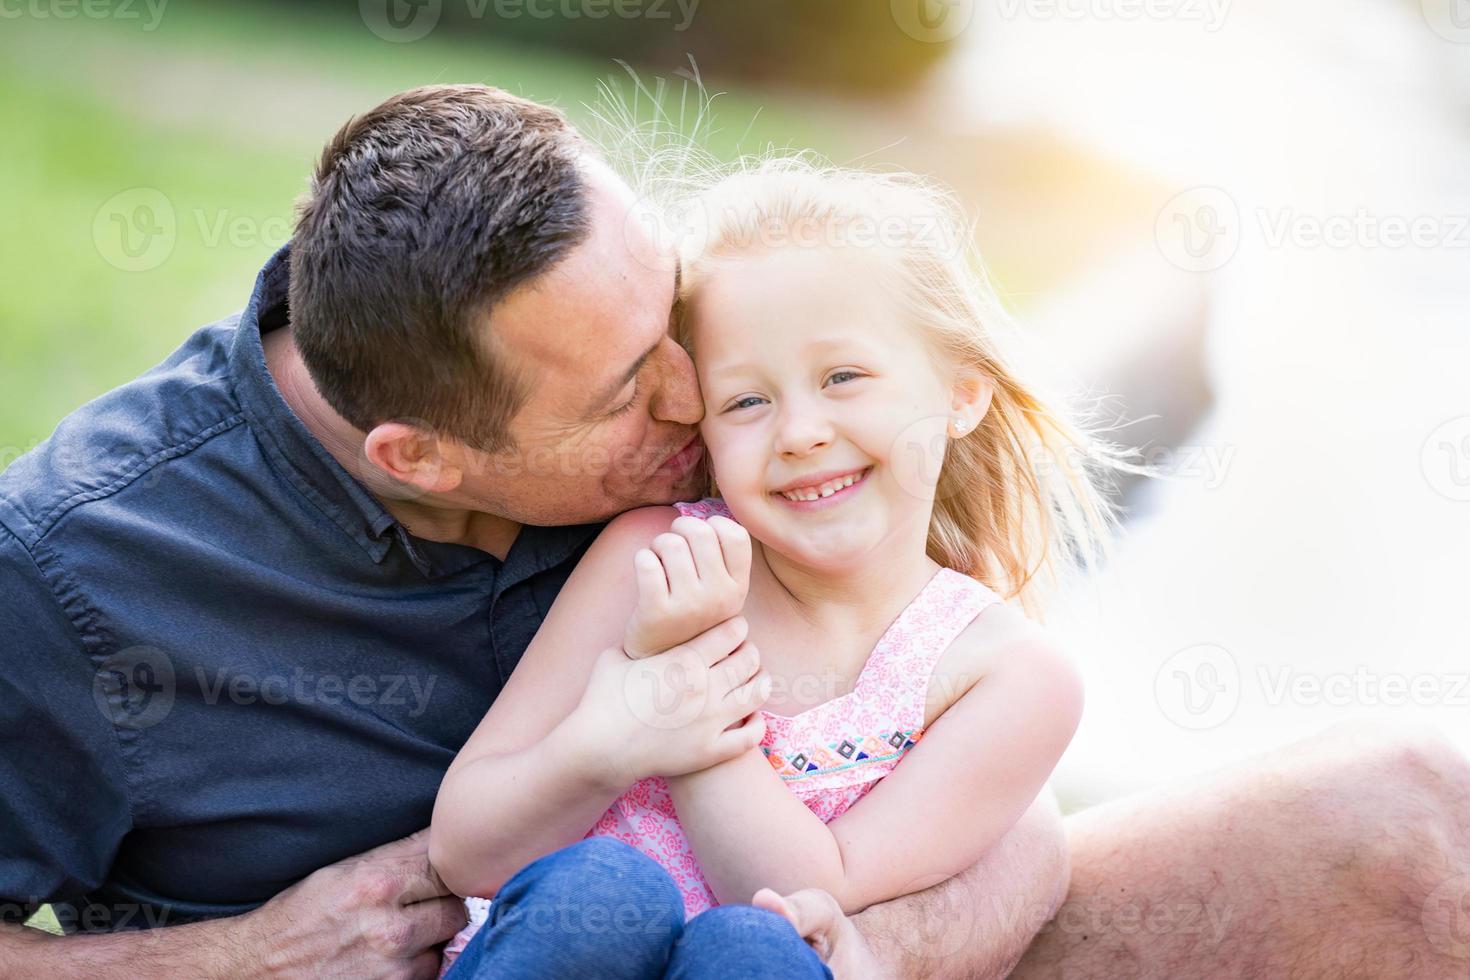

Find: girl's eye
<box><xmin>825</xmin><ymin>370</ymin><xmax>864</xmax><ymax>387</ymax></box>
<box><xmin>724</xmin><ymin>395</ymin><xmax>767</xmax><ymax>413</ymax></box>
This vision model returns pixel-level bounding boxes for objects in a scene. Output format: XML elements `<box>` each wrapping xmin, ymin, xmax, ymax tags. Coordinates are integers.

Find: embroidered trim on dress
<box><xmin>763</xmin><ymin>728</ymin><xmax>924</xmax><ymax>781</ymax></box>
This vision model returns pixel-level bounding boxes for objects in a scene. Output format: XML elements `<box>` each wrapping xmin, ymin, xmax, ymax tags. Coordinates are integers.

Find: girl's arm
<box><xmin>664</xmin><ymin>602</ymin><xmax>1083</xmax><ymax>914</ymax></box>
<box><xmin>429</xmin><ymin>505</ymin><xmax>763</xmax><ymax>899</ymax></box>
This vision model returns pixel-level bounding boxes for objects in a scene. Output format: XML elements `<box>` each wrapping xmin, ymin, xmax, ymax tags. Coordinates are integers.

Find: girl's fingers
<box><xmin>714</xmin><ymin>709</ymin><xmax>766</xmax><ymax>757</ymax></box>
<box><xmin>650</xmin><ymin>532</ymin><xmax>698</xmax><ymax>595</ymax></box>
<box><xmin>671</xmin><ymin>515</ymin><xmax>724</xmax><ymax>584</ymax></box>
<box><xmin>633</xmin><ymin>548</ymin><xmax>669</xmax><ymax>605</ymax></box>
<box><xmin>717</xmin><ymin>642</ymin><xmax>762</xmax><ymax>695</ymax></box>
<box><xmin>724</xmin><ymin>661</ymin><xmax>771</xmax><ymax>712</ymax></box>
<box><xmin>707</xmin><ymin>516</ymin><xmax>752</xmax><ymax>589</ymax></box>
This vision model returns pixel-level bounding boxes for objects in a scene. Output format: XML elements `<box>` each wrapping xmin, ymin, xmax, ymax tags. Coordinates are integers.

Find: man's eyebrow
<box><xmin>592</xmin><ymin>262</ymin><xmax>680</xmax><ymax>412</ymax></box>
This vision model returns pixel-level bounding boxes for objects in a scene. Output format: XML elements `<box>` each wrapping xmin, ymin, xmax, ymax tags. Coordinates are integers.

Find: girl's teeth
<box><xmin>780</xmin><ymin>472</ymin><xmax>861</xmax><ymax>501</ymax></box>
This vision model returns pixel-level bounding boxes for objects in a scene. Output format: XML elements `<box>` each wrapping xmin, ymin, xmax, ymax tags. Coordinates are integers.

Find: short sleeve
<box><xmin>0</xmin><ymin>522</ymin><xmax>132</xmax><ymax>923</ymax></box>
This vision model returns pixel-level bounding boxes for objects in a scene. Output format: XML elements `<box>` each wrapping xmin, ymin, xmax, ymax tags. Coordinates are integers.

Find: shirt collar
<box><xmin>227</xmin><ymin>244</ymin><xmax>542</xmax><ymax>581</ymax></box>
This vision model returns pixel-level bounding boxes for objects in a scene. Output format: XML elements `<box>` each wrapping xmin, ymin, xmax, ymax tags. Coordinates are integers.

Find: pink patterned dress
<box><xmin>442</xmin><ymin>498</ymin><xmax>1002</xmax><ymax>970</ymax></box>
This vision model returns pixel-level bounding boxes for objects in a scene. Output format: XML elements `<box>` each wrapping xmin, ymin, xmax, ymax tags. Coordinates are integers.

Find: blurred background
<box><xmin>4</xmin><ymin>0</ymin><xmax>1468</xmax><ymax>814</ymax></box>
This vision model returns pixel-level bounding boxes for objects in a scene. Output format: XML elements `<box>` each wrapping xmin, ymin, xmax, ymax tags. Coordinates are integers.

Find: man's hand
<box><xmin>752</xmin><ymin>887</ymin><xmax>892</xmax><ymax>980</ymax></box>
<box><xmin>623</xmin><ymin>515</ymin><xmax>751</xmax><ymax>659</ymax></box>
<box><xmin>233</xmin><ymin>828</ymin><xmax>466</xmax><ymax>979</ymax></box>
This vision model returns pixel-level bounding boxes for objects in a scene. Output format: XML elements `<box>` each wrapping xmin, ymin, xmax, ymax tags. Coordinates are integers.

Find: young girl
<box><xmin>431</xmin><ymin>158</ymin><xmax>1117</xmax><ymax>979</ymax></box>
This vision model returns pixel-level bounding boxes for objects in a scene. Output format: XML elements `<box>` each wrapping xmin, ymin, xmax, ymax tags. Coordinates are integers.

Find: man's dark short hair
<box><xmin>289</xmin><ymin>84</ymin><xmax>591</xmax><ymax>453</ymax></box>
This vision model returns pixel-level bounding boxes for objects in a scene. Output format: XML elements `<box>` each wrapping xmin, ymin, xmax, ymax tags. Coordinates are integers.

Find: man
<box><xmin>2</xmin><ymin>84</ymin><xmax>1467</xmax><ymax>978</ymax></box>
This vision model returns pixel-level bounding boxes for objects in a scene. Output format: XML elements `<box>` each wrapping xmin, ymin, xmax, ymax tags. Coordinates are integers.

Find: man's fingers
<box><xmin>681</xmin><ymin>615</ymin><xmax>749</xmax><ymax>668</ymax></box>
<box><xmin>397</xmin><ymin>894</ymin><xmax>470</xmax><ymax>951</ymax></box>
<box><xmin>407</xmin><ymin>949</ymin><xmax>449</xmax><ymax>980</ymax></box>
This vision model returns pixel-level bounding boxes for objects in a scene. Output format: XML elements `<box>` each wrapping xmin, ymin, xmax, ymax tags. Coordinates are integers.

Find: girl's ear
<box><xmin>948</xmin><ymin>369</ymin><xmax>994</xmax><ymax>439</ymax></box>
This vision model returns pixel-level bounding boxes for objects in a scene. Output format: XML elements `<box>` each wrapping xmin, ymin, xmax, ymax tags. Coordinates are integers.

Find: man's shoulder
<box><xmin>0</xmin><ymin>315</ymin><xmax>248</xmax><ymax>549</ymax></box>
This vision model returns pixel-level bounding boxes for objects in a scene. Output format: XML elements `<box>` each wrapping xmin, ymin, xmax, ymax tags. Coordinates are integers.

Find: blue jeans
<box><xmin>443</xmin><ymin>837</ymin><xmax>834</xmax><ymax>980</ymax></box>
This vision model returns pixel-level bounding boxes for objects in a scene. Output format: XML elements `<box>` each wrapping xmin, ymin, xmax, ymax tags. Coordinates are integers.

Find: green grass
<box><xmin>5</xmin><ymin>5</ymin><xmax>857</xmax><ymax>934</ymax></box>
<box><xmin>0</xmin><ymin>3</ymin><xmax>853</xmax><ymax>459</ymax></box>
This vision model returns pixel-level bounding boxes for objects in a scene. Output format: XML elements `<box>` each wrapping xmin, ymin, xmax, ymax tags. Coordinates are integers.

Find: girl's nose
<box><xmin>775</xmin><ymin>403</ymin><xmax>834</xmax><ymax>458</ymax></box>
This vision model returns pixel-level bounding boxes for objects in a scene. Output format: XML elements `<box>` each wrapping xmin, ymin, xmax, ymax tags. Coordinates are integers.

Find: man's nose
<box><xmin>648</xmin><ymin>338</ymin><xmax>703</xmax><ymax>426</ymax></box>
<box><xmin>775</xmin><ymin>400</ymin><xmax>834</xmax><ymax>458</ymax></box>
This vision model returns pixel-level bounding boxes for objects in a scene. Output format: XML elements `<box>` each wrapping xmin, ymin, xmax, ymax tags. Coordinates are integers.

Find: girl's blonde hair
<box><xmin>667</xmin><ymin>156</ymin><xmax>1134</xmax><ymax>616</ymax></box>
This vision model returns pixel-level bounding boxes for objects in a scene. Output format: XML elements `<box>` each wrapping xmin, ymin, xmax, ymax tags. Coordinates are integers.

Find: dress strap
<box><xmin>858</xmin><ymin>568</ymin><xmax>1003</xmax><ymax>734</ymax></box>
<box><xmin>671</xmin><ymin>497</ymin><xmax>734</xmax><ymax>521</ymax></box>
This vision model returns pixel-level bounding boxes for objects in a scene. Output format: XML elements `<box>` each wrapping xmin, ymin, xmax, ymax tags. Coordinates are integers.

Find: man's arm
<box><xmin>0</xmin><ymin>829</ymin><xmax>467</xmax><ymax>980</ymax></box>
<box><xmin>751</xmin><ymin>790</ymin><xmax>1067</xmax><ymax>979</ymax></box>
<box><xmin>851</xmin><ymin>790</ymin><xmax>1068</xmax><ymax>980</ymax></box>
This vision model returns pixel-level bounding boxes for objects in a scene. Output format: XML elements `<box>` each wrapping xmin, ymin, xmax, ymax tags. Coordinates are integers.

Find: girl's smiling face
<box><xmin>688</xmin><ymin>243</ymin><xmax>971</xmax><ymax>571</ymax></box>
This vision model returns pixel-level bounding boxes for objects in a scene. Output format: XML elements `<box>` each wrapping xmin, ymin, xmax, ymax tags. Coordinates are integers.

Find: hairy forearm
<box><xmin>1</xmin><ymin>916</ymin><xmax>258</xmax><ymax>979</ymax></box>
<box><xmin>431</xmin><ymin>715</ymin><xmax>626</xmax><ymax>898</ymax></box>
<box><xmin>852</xmin><ymin>791</ymin><xmax>1069</xmax><ymax>980</ymax></box>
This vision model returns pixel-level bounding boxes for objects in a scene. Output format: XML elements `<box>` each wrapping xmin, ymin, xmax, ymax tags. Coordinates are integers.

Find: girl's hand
<box><xmin>572</xmin><ymin>615</ymin><xmax>771</xmax><ymax>783</ymax></box>
<box><xmin>752</xmin><ymin>887</ymin><xmax>891</xmax><ymax>979</ymax></box>
<box><xmin>623</xmin><ymin>515</ymin><xmax>753</xmax><ymax>659</ymax></box>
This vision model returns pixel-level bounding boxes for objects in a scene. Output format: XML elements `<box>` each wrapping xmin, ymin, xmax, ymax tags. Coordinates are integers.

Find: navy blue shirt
<box><xmin>0</xmin><ymin>246</ymin><xmax>601</xmax><ymax>930</ymax></box>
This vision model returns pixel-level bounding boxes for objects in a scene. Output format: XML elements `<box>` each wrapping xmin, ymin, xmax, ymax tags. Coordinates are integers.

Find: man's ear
<box><xmin>949</xmin><ymin>368</ymin><xmax>995</xmax><ymax>438</ymax></box>
<box><xmin>361</xmin><ymin>422</ymin><xmax>464</xmax><ymax>497</ymax></box>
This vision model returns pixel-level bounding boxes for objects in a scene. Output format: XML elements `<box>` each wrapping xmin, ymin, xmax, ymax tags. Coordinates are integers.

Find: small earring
<box><xmin>952</xmin><ymin>416</ymin><xmax>969</xmax><ymax>435</ymax></box>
